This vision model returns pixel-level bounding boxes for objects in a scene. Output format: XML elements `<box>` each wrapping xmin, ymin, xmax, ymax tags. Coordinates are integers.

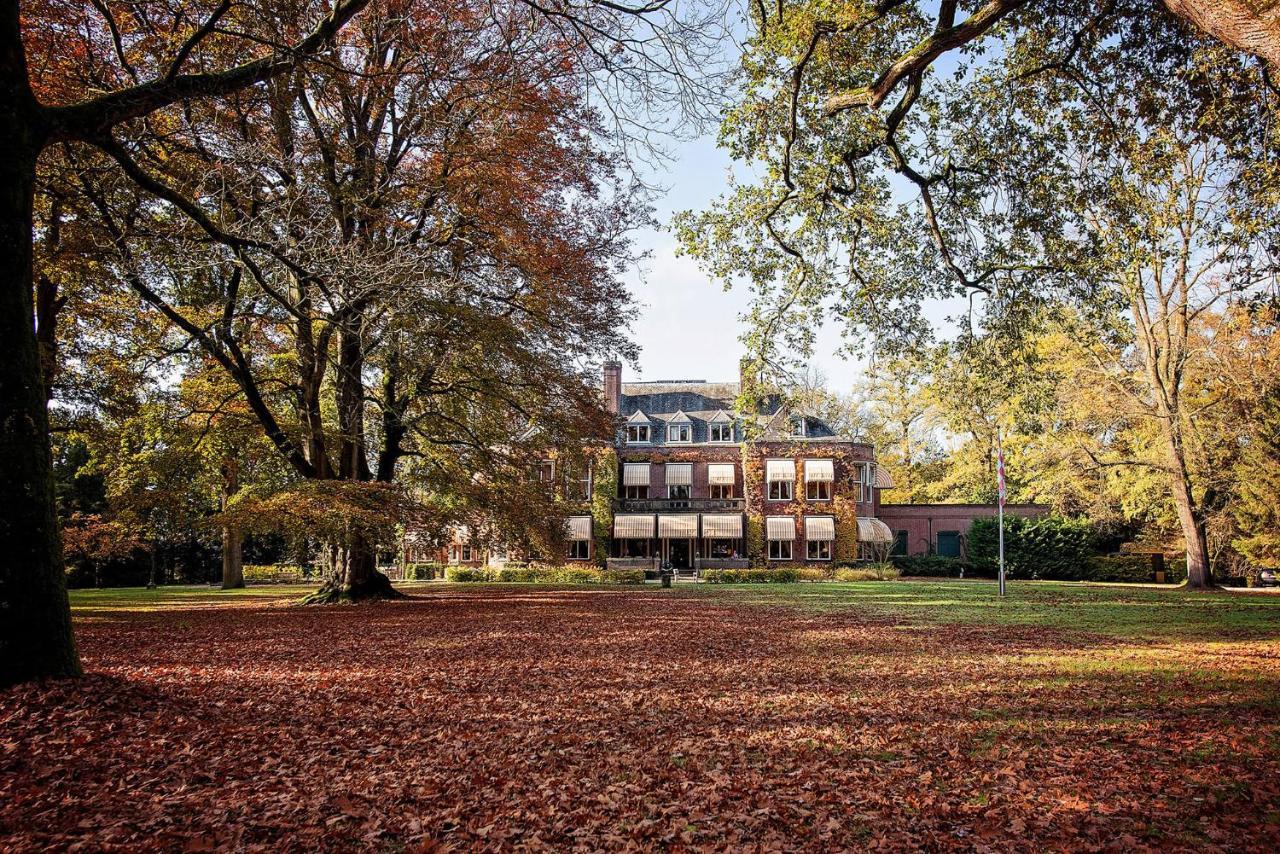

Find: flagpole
<box><xmin>997</xmin><ymin>428</ymin><xmax>1006</xmax><ymax>598</ymax></box>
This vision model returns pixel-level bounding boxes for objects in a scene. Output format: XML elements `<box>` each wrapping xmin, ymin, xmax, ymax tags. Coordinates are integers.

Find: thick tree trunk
<box><xmin>219</xmin><ymin>456</ymin><xmax>244</xmax><ymax>589</ymax></box>
<box><xmin>302</xmin><ymin>529</ymin><xmax>401</xmax><ymax>603</ymax></box>
<box><xmin>0</xmin><ymin>10</ymin><xmax>82</xmax><ymax>686</ymax></box>
<box><xmin>221</xmin><ymin>526</ymin><xmax>244</xmax><ymax>589</ymax></box>
<box><xmin>1164</xmin><ymin>437</ymin><xmax>1213</xmax><ymax>589</ymax></box>
<box><xmin>1164</xmin><ymin>0</ymin><xmax>1280</xmax><ymax>68</ymax></box>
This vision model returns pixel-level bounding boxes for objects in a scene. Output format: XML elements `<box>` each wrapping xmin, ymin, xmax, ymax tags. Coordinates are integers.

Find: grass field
<box><xmin>4</xmin><ymin>580</ymin><xmax>1279</xmax><ymax>849</ymax></box>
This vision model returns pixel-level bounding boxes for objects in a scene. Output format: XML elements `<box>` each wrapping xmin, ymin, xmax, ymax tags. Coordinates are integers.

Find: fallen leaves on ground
<box><xmin>3</xmin><ymin>587</ymin><xmax>1280</xmax><ymax>850</ymax></box>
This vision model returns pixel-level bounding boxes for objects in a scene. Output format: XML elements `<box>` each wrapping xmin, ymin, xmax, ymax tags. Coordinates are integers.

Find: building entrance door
<box><xmin>667</xmin><ymin>538</ymin><xmax>691</xmax><ymax>569</ymax></box>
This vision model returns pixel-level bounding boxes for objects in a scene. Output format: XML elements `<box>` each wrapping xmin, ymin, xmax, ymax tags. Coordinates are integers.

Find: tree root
<box><xmin>299</xmin><ymin>570</ymin><xmax>406</xmax><ymax>604</ymax></box>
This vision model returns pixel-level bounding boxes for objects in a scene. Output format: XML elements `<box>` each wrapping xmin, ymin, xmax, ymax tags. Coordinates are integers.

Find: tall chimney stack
<box><xmin>603</xmin><ymin>361</ymin><xmax>622</xmax><ymax>415</ymax></box>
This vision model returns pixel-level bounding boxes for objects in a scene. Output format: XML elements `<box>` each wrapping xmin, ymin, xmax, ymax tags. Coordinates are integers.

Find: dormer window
<box><xmin>667</xmin><ymin>423</ymin><xmax>692</xmax><ymax>443</ymax></box>
<box><xmin>790</xmin><ymin>417</ymin><xmax>807</xmax><ymax>438</ymax></box>
<box><xmin>709</xmin><ymin>423</ymin><xmax>733</xmax><ymax>442</ymax></box>
<box><xmin>626</xmin><ymin>424</ymin><xmax>650</xmax><ymax>444</ymax></box>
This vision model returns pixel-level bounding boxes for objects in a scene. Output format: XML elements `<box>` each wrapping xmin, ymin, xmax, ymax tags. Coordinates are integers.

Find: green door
<box><xmin>936</xmin><ymin>531</ymin><xmax>961</xmax><ymax>558</ymax></box>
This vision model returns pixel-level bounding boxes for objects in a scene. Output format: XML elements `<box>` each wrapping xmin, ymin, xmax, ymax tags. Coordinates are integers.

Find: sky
<box><xmin>621</xmin><ymin>132</ymin><xmax>861</xmax><ymax>391</ymax></box>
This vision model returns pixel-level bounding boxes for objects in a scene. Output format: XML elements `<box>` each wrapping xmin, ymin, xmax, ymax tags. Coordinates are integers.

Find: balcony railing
<box><xmin>610</xmin><ymin>497</ymin><xmax>746</xmax><ymax>513</ymax></box>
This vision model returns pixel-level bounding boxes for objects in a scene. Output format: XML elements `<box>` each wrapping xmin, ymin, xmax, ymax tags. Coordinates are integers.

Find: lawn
<box><xmin>3</xmin><ymin>581</ymin><xmax>1279</xmax><ymax>849</ymax></box>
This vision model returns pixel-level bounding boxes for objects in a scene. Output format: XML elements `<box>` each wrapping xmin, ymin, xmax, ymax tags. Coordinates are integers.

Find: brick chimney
<box><xmin>603</xmin><ymin>361</ymin><xmax>622</xmax><ymax>415</ymax></box>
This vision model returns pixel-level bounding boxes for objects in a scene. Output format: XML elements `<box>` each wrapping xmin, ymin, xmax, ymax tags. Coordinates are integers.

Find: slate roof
<box><xmin>618</xmin><ymin>380</ymin><xmax>844</xmax><ymax>444</ymax></box>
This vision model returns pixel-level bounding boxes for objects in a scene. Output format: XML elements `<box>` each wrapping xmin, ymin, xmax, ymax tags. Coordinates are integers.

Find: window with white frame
<box><xmin>709</xmin><ymin>423</ymin><xmax>733</xmax><ymax>442</ymax></box>
<box><xmin>668</xmin><ymin>483</ymin><xmax>691</xmax><ymax>499</ymax></box>
<box><xmin>768</xmin><ymin>540</ymin><xmax>793</xmax><ymax>560</ymax></box>
<box><xmin>805</xmin><ymin>458</ymin><xmax>834</xmax><ymax>502</ymax></box>
<box><xmin>667</xmin><ymin>423</ymin><xmax>691</xmax><ymax>443</ymax></box>
<box><xmin>790</xmin><ymin>417</ymin><xmax>806</xmax><ymax>437</ymax></box>
<box><xmin>534</xmin><ymin>460</ymin><xmax>555</xmax><ymax>495</ymax></box>
<box><xmin>860</xmin><ymin>464</ymin><xmax>874</xmax><ymax>503</ymax></box>
<box><xmin>626</xmin><ymin>424</ymin><xmax>650</xmax><ymax>444</ymax></box>
<box><xmin>567</xmin><ymin>540</ymin><xmax>589</xmax><ymax>560</ymax></box>
<box><xmin>460</xmin><ymin>544</ymin><xmax>474</xmax><ymax>562</ymax></box>
<box><xmin>564</xmin><ymin>463</ymin><xmax>591</xmax><ymax>501</ymax></box>
<box><xmin>807</xmin><ymin>540</ymin><xmax>831</xmax><ymax>560</ymax></box>
<box><xmin>448</xmin><ymin>545</ymin><xmax>459</xmax><ymax>563</ymax></box>
<box><xmin>625</xmin><ymin>484</ymin><xmax>648</xmax><ymax>499</ymax></box>
<box><xmin>768</xmin><ymin>479</ymin><xmax>793</xmax><ymax>501</ymax></box>
<box><xmin>709</xmin><ymin>483</ymin><xmax>733</xmax><ymax>499</ymax></box>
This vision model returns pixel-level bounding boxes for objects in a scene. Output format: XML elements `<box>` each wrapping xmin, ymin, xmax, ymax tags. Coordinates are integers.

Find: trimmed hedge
<box><xmin>1089</xmin><ymin>555</ymin><xmax>1186</xmax><ymax>584</ymax></box>
<box><xmin>443</xmin><ymin>565</ymin><xmax>644</xmax><ymax>584</ymax></box>
<box><xmin>967</xmin><ymin>515</ymin><xmax>1095</xmax><ymax>581</ymax></box>
<box><xmin>702</xmin><ymin>568</ymin><xmax>799</xmax><ymax>584</ymax></box>
<box><xmin>403</xmin><ymin>562</ymin><xmax>445</xmax><ymax>581</ymax></box>
<box><xmin>892</xmin><ymin>555</ymin><xmax>969</xmax><ymax>577</ymax></box>
<box><xmin>243</xmin><ymin>564</ymin><xmax>305</xmax><ymax>584</ymax></box>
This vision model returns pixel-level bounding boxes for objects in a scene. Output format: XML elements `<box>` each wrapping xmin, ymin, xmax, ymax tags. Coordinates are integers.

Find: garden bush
<box><xmin>1087</xmin><ymin>555</ymin><xmax>1186</xmax><ymax>584</ymax></box>
<box><xmin>403</xmin><ymin>562</ymin><xmax>444</xmax><ymax>581</ymax></box>
<box><xmin>600</xmin><ymin>569</ymin><xmax>645</xmax><ymax>584</ymax></box>
<box><xmin>489</xmin><ymin>566</ymin><xmax>540</xmax><ymax>583</ymax></box>
<box><xmin>445</xmin><ymin>566</ymin><xmax>490</xmax><ymax>582</ymax></box>
<box><xmin>795</xmin><ymin>568</ymin><xmax>830</xmax><ymax>582</ymax></box>
<box><xmin>243</xmin><ymin>564</ymin><xmax>304</xmax><ymax>584</ymax></box>
<box><xmin>892</xmin><ymin>555</ymin><xmax>968</xmax><ymax>577</ymax></box>
<box><xmin>702</xmin><ymin>568</ymin><xmax>799</xmax><ymax>584</ymax></box>
<box><xmin>834</xmin><ymin>563</ymin><xmax>900</xmax><ymax>582</ymax></box>
<box><xmin>967</xmin><ymin>515</ymin><xmax>1095</xmax><ymax>580</ymax></box>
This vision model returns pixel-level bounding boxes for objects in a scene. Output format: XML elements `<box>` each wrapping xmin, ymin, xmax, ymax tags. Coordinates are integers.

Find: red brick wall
<box><xmin>876</xmin><ymin>504</ymin><xmax>1049</xmax><ymax>557</ymax></box>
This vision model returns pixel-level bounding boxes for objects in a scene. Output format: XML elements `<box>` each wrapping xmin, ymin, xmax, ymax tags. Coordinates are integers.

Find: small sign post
<box><xmin>997</xmin><ymin>428</ymin><xmax>1006</xmax><ymax>598</ymax></box>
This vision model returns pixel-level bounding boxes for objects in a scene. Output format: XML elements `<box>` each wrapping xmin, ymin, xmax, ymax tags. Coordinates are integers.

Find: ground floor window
<box><xmin>892</xmin><ymin>530</ymin><xmax>908</xmax><ymax>556</ymax></box>
<box><xmin>706</xmin><ymin>539</ymin><xmax>740</xmax><ymax>559</ymax></box>
<box><xmin>461</xmin><ymin>545</ymin><xmax>474</xmax><ymax>562</ymax></box>
<box><xmin>768</xmin><ymin>540</ymin><xmax>793</xmax><ymax>561</ymax></box>
<box><xmin>617</xmin><ymin>538</ymin><xmax>651</xmax><ymax>558</ymax></box>
<box><xmin>806</xmin><ymin>540</ymin><xmax>831</xmax><ymax>560</ymax></box>
<box><xmin>567</xmin><ymin>540</ymin><xmax>589</xmax><ymax>560</ymax></box>
<box><xmin>448</xmin><ymin>546</ymin><xmax>459</xmax><ymax>563</ymax></box>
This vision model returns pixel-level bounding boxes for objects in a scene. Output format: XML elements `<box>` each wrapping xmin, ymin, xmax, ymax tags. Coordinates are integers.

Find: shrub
<box><xmin>795</xmin><ymin>568</ymin><xmax>829</xmax><ymax>582</ymax></box>
<box><xmin>490</xmin><ymin>566</ymin><xmax>539</xmax><ymax>583</ymax></box>
<box><xmin>703</xmin><ymin>568</ymin><xmax>799</xmax><ymax>584</ymax></box>
<box><xmin>892</xmin><ymin>555</ymin><xmax>968</xmax><ymax>577</ymax></box>
<box><xmin>1087</xmin><ymin>555</ymin><xmax>1186</xmax><ymax>584</ymax></box>
<box><xmin>445</xmin><ymin>566</ymin><xmax>490</xmax><ymax>582</ymax></box>
<box><xmin>600</xmin><ymin>569</ymin><xmax>645</xmax><ymax>584</ymax></box>
<box><xmin>403</xmin><ymin>562</ymin><xmax>444</xmax><ymax>581</ymax></box>
<box><xmin>834</xmin><ymin>563</ymin><xmax>900</xmax><ymax>582</ymax></box>
<box><xmin>243</xmin><ymin>564</ymin><xmax>304</xmax><ymax>584</ymax></box>
<box><xmin>967</xmin><ymin>515</ymin><xmax>1095</xmax><ymax>580</ymax></box>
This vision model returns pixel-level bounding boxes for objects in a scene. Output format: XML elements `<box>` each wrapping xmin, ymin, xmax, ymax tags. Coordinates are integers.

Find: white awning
<box><xmin>658</xmin><ymin>514</ymin><xmax>698</xmax><ymax>538</ymax></box>
<box><xmin>805</xmin><ymin>516</ymin><xmax>836</xmax><ymax>541</ymax></box>
<box><xmin>614</xmin><ymin>514</ymin><xmax>654</xmax><ymax>538</ymax></box>
<box><xmin>623</xmin><ymin>463</ymin><xmax>650</xmax><ymax>486</ymax></box>
<box><xmin>873</xmin><ymin>466</ymin><xmax>895</xmax><ymax>489</ymax></box>
<box><xmin>766</xmin><ymin>516</ymin><xmax>796</xmax><ymax>540</ymax></box>
<box><xmin>765</xmin><ymin>459</ymin><xmax>796</xmax><ymax>482</ymax></box>
<box><xmin>805</xmin><ymin>459</ymin><xmax>834</xmax><ymax>482</ymax></box>
<box><xmin>701</xmin><ymin>514</ymin><xmax>743</xmax><ymax>538</ymax></box>
<box><xmin>857</xmin><ymin>517</ymin><xmax>894</xmax><ymax>544</ymax></box>
<box><xmin>707</xmin><ymin>463</ymin><xmax>735</xmax><ymax>486</ymax></box>
<box><xmin>665</xmin><ymin>463</ymin><xmax>692</xmax><ymax>486</ymax></box>
<box><xmin>565</xmin><ymin>516</ymin><xmax>593</xmax><ymax>541</ymax></box>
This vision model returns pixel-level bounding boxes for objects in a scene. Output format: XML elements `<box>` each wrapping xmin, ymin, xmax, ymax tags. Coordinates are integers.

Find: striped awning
<box><xmin>766</xmin><ymin>516</ymin><xmax>795</xmax><ymax>540</ymax></box>
<box><xmin>622</xmin><ymin>463</ymin><xmax>650</xmax><ymax>486</ymax></box>
<box><xmin>857</xmin><ymin>517</ymin><xmax>894</xmax><ymax>544</ymax></box>
<box><xmin>873</xmin><ymin>466</ymin><xmax>895</xmax><ymax>489</ymax></box>
<box><xmin>805</xmin><ymin>459</ymin><xmax>834</xmax><ymax>482</ymax></box>
<box><xmin>805</xmin><ymin>516</ymin><xmax>836</xmax><ymax>541</ymax></box>
<box><xmin>707</xmin><ymin>463</ymin><xmax>735</xmax><ymax>486</ymax></box>
<box><xmin>765</xmin><ymin>459</ymin><xmax>796</xmax><ymax>482</ymax></box>
<box><xmin>614</xmin><ymin>514</ymin><xmax>655</xmax><ymax>538</ymax></box>
<box><xmin>565</xmin><ymin>516</ymin><xmax>593</xmax><ymax>541</ymax></box>
<box><xmin>658</xmin><ymin>514</ymin><xmax>698</xmax><ymax>538</ymax></box>
<box><xmin>665</xmin><ymin>463</ymin><xmax>692</xmax><ymax>486</ymax></box>
<box><xmin>701</xmin><ymin>514</ymin><xmax>743</xmax><ymax>538</ymax></box>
